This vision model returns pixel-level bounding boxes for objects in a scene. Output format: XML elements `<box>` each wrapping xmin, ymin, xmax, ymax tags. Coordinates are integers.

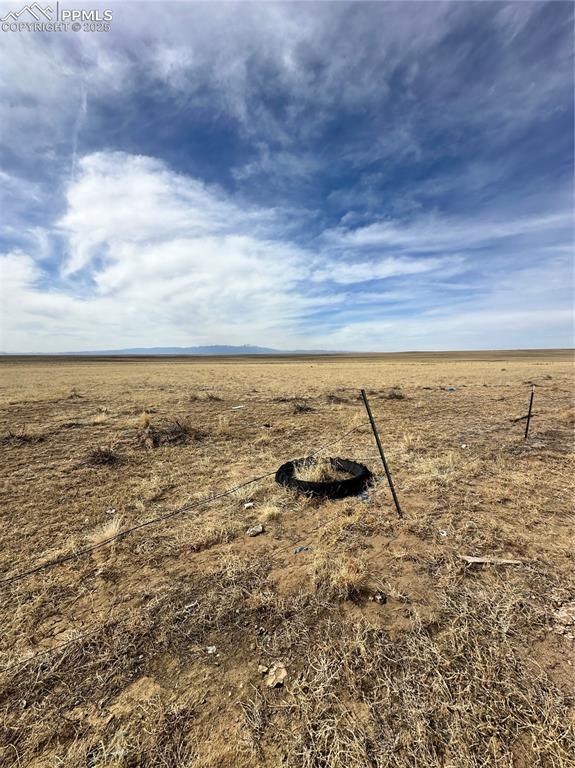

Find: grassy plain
<box><xmin>0</xmin><ymin>350</ymin><xmax>574</xmax><ymax>767</ymax></box>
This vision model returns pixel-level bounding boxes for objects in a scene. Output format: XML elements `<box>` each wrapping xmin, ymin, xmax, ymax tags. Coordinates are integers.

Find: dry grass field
<box><xmin>0</xmin><ymin>351</ymin><xmax>574</xmax><ymax>767</ymax></box>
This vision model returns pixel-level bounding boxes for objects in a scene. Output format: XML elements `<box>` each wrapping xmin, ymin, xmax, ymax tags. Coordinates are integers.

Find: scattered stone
<box><xmin>247</xmin><ymin>523</ymin><xmax>264</xmax><ymax>537</ymax></box>
<box><xmin>460</xmin><ymin>443</ymin><xmax>467</xmax><ymax>449</ymax></box>
<box><xmin>106</xmin><ymin>507</ymin><xmax>116</xmax><ymax>515</ymax></box>
<box><xmin>258</xmin><ymin>664</ymin><xmax>269</xmax><ymax>675</ymax></box>
<box><xmin>207</xmin><ymin>645</ymin><xmax>217</xmax><ymax>655</ymax></box>
<box><xmin>374</xmin><ymin>592</ymin><xmax>387</xmax><ymax>605</ymax></box>
<box><xmin>553</xmin><ymin>602</ymin><xmax>575</xmax><ymax>639</ymax></box>
<box><xmin>264</xmin><ymin>662</ymin><xmax>287</xmax><ymax>688</ymax></box>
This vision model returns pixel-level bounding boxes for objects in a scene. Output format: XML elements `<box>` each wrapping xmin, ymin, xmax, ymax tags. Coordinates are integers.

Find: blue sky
<box><xmin>0</xmin><ymin>0</ymin><xmax>573</xmax><ymax>352</ymax></box>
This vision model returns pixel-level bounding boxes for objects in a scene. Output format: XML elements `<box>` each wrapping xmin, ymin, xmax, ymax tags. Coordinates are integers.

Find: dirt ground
<box><xmin>0</xmin><ymin>351</ymin><xmax>574</xmax><ymax>767</ymax></box>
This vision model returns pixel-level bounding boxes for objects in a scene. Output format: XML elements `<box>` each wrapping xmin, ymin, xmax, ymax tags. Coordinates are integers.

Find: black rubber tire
<box><xmin>275</xmin><ymin>457</ymin><xmax>373</xmax><ymax>499</ymax></box>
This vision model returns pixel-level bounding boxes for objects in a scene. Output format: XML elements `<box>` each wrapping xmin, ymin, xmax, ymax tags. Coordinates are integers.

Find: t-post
<box><xmin>360</xmin><ymin>389</ymin><xmax>403</xmax><ymax>518</ymax></box>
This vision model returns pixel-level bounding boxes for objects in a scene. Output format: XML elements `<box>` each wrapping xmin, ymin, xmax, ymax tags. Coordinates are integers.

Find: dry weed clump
<box><xmin>383</xmin><ymin>387</ymin><xmax>406</xmax><ymax>400</ymax></box>
<box><xmin>0</xmin><ymin>426</ymin><xmax>44</xmax><ymax>446</ymax></box>
<box><xmin>293</xmin><ymin>400</ymin><xmax>314</xmax><ymax>414</ymax></box>
<box><xmin>85</xmin><ymin>443</ymin><xmax>121</xmax><ymax>466</ymax></box>
<box><xmin>138</xmin><ymin>413</ymin><xmax>207</xmax><ymax>448</ymax></box>
<box><xmin>325</xmin><ymin>393</ymin><xmax>351</xmax><ymax>404</ymax></box>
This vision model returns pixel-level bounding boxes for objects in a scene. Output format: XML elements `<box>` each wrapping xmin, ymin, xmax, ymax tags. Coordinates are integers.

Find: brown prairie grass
<box><xmin>278</xmin><ymin>583</ymin><xmax>574</xmax><ymax>768</ymax></box>
<box><xmin>294</xmin><ymin>457</ymin><xmax>353</xmax><ymax>483</ymax></box>
<box><xmin>0</xmin><ymin>351</ymin><xmax>573</xmax><ymax>768</ymax></box>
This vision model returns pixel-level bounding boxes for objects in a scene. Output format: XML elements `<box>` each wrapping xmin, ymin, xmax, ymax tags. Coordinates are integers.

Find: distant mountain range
<box><xmin>1</xmin><ymin>345</ymin><xmax>330</xmax><ymax>356</ymax></box>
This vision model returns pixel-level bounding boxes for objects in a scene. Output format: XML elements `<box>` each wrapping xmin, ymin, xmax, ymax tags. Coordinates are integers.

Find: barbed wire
<box><xmin>0</xmin><ymin>422</ymin><xmax>370</xmax><ymax>588</ymax></box>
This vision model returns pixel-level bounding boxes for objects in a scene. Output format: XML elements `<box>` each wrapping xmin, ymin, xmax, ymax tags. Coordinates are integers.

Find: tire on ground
<box><xmin>275</xmin><ymin>457</ymin><xmax>373</xmax><ymax>499</ymax></box>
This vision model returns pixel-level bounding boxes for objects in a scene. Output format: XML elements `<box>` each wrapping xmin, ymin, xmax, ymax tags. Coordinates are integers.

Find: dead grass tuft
<box><xmin>215</xmin><ymin>414</ymin><xmax>232</xmax><ymax>436</ymax></box>
<box><xmin>85</xmin><ymin>443</ymin><xmax>121</xmax><ymax>466</ymax></box>
<box><xmin>187</xmin><ymin>518</ymin><xmax>242</xmax><ymax>552</ymax></box>
<box><xmin>293</xmin><ymin>400</ymin><xmax>314</xmax><ymax>414</ymax></box>
<box><xmin>0</xmin><ymin>426</ymin><xmax>44</xmax><ymax>446</ymax></box>
<box><xmin>383</xmin><ymin>387</ymin><xmax>406</xmax><ymax>400</ymax></box>
<box><xmin>87</xmin><ymin>515</ymin><xmax>123</xmax><ymax>547</ymax></box>
<box><xmin>295</xmin><ymin>458</ymin><xmax>353</xmax><ymax>483</ymax></box>
<box><xmin>325</xmin><ymin>393</ymin><xmax>350</xmax><ymax>404</ymax></box>
<box><xmin>313</xmin><ymin>550</ymin><xmax>368</xmax><ymax>601</ymax></box>
<box><xmin>139</xmin><ymin>415</ymin><xmax>207</xmax><ymax>448</ymax></box>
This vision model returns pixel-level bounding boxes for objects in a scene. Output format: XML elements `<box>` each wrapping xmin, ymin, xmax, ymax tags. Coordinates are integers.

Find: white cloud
<box><xmin>59</xmin><ymin>152</ymin><xmax>277</xmax><ymax>275</ymax></box>
<box><xmin>309</xmin><ymin>255</ymin><xmax>461</xmax><ymax>285</ymax></box>
<box><xmin>1</xmin><ymin>149</ymin><xmax>572</xmax><ymax>352</ymax></box>
<box><xmin>326</xmin><ymin>211</ymin><xmax>573</xmax><ymax>252</ymax></box>
<box><xmin>0</xmin><ymin>151</ymin><xmax>470</xmax><ymax>351</ymax></box>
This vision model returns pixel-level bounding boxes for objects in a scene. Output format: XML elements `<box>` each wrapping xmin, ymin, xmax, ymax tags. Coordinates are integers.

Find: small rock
<box><xmin>244</xmin><ymin>502</ymin><xmax>255</xmax><ymax>509</ymax></box>
<box><xmin>438</xmin><ymin>529</ymin><xmax>448</xmax><ymax>537</ymax></box>
<box><xmin>460</xmin><ymin>444</ymin><xmax>467</xmax><ymax>449</ymax></box>
<box><xmin>207</xmin><ymin>645</ymin><xmax>217</xmax><ymax>655</ymax></box>
<box><xmin>258</xmin><ymin>664</ymin><xmax>269</xmax><ymax>675</ymax></box>
<box><xmin>106</xmin><ymin>507</ymin><xmax>116</xmax><ymax>515</ymax></box>
<box><xmin>374</xmin><ymin>592</ymin><xmax>387</xmax><ymax>605</ymax></box>
<box><xmin>264</xmin><ymin>662</ymin><xmax>287</xmax><ymax>688</ymax></box>
<box><xmin>247</xmin><ymin>523</ymin><xmax>264</xmax><ymax>537</ymax></box>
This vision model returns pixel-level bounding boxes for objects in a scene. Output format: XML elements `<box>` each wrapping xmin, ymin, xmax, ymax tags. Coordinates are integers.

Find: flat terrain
<box><xmin>0</xmin><ymin>351</ymin><xmax>574</xmax><ymax>767</ymax></box>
